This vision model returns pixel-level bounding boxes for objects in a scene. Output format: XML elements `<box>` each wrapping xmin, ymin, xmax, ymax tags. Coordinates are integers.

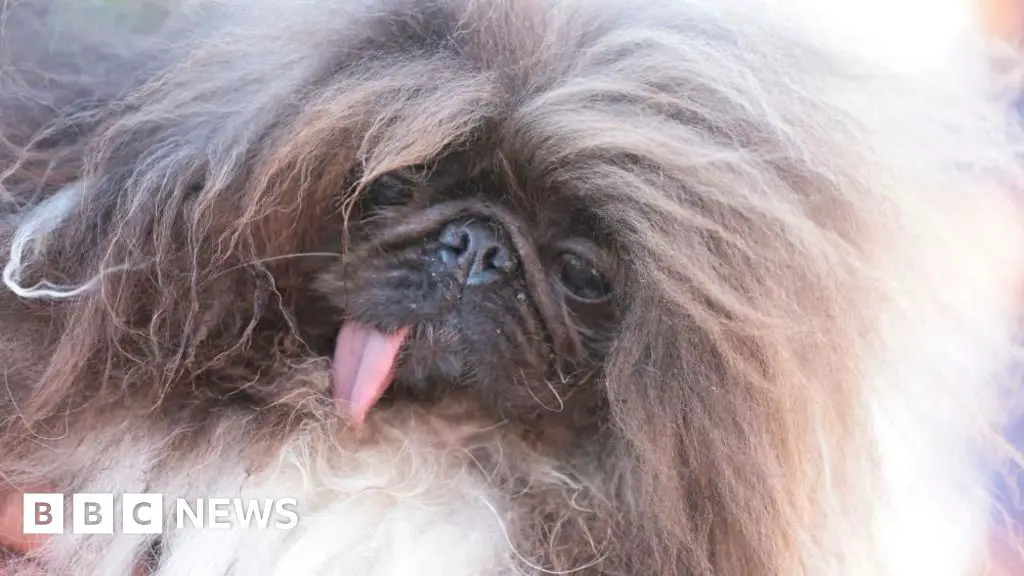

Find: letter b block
<box><xmin>22</xmin><ymin>493</ymin><xmax>64</xmax><ymax>535</ymax></box>
<box><xmin>73</xmin><ymin>493</ymin><xmax>114</xmax><ymax>534</ymax></box>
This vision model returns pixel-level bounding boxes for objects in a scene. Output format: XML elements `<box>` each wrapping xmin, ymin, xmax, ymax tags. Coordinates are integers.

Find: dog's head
<box><xmin>309</xmin><ymin>156</ymin><xmax>620</xmax><ymax>427</ymax></box>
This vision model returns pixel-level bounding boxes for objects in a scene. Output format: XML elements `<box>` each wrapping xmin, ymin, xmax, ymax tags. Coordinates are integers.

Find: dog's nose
<box><xmin>437</xmin><ymin>220</ymin><xmax>515</xmax><ymax>285</ymax></box>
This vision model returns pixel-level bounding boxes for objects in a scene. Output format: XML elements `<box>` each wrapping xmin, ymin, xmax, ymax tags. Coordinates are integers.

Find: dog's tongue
<box><xmin>332</xmin><ymin>322</ymin><xmax>409</xmax><ymax>425</ymax></box>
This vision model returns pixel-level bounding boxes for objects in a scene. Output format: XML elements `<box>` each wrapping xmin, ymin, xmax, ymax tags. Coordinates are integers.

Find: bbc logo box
<box><xmin>22</xmin><ymin>493</ymin><xmax>299</xmax><ymax>534</ymax></box>
<box><xmin>23</xmin><ymin>493</ymin><xmax>164</xmax><ymax>535</ymax></box>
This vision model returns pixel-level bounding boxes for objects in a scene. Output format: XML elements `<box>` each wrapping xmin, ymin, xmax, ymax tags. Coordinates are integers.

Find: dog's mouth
<box><xmin>331</xmin><ymin>320</ymin><xmax>411</xmax><ymax>425</ymax></box>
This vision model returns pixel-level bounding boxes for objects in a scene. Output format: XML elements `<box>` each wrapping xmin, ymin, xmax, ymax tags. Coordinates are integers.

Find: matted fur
<box><xmin>1</xmin><ymin>0</ymin><xmax>1023</xmax><ymax>575</ymax></box>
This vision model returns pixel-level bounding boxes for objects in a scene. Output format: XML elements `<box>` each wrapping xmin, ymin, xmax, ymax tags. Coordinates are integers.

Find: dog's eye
<box><xmin>367</xmin><ymin>174</ymin><xmax>413</xmax><ymax>207</ymax></box>
<box><xmin>558</xmin><ymin>253</ymin><xmax>612</xmax><ymax>302</ymax></box>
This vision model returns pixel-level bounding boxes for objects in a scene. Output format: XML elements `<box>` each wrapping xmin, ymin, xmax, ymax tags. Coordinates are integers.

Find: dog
<box><xmin>0</xmin><ymin>0</ymin><xmax>1023</xmax><ymax>574</ymax></box>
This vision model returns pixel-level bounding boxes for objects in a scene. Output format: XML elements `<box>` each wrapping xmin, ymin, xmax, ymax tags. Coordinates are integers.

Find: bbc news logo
<box><xmin>23</xmin><ymin>493</ymin><xmax>299</xmax><ymax>535</ymax></box>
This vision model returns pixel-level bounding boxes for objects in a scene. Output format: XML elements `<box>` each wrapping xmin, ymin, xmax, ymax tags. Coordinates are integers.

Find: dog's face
<box><xmin>311</xmin><ymin>156</ymin><xmax>621</xmax><ymax>426</ymax></box>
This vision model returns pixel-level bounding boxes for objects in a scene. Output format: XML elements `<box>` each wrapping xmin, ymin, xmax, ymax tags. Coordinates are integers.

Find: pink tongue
<box><xmin>332</xmin><ymin>322</ymin><xmax>410</xmax><ymax>425</ymax></box>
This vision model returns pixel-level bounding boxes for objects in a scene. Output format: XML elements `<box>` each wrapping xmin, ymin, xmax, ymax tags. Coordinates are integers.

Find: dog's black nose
<box><xmin>437</xmin><ymin>220</ymin><xmax>515</xmax><ymax>285</ymax></box>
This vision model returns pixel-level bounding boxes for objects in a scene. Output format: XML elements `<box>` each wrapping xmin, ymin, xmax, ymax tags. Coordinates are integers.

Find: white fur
<box><xmin>21</xmin><ymin>407</ymin><xmax>540</xmax><ymax>576</ymax></box>
<box><xmin>2</xmin><ymin>184</ymin><xmax>134</xmax><ymax>301</ymax></box>
<box><xmin>153</xmin><ymin>436</ymin><xmax>520</xmax><ymax>576</ymax></box>
<box><xmin>2</xmin><ymin>184</ymin><xmax>88</xmax><ymax>299</ymax></box>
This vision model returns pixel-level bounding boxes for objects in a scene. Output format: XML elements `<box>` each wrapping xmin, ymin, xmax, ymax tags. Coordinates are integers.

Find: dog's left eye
<box><xmin>558</xmin><ymin>253</ymin><xmax>612</xmax><ymax>302</ymax></box>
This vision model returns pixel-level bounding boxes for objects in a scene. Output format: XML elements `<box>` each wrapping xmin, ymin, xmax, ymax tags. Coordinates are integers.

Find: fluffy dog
<box><xmin>1</xmin><ymin>0</ymin><xmax>1023</xmax><ymax>575</ymax></box>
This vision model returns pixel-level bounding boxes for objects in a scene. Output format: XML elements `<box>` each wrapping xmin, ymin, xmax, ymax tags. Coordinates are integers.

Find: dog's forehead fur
<box><xmin>0</xmin><ymin>0</ymin><xmax>1023</xmax><ymax>575</ymax></box>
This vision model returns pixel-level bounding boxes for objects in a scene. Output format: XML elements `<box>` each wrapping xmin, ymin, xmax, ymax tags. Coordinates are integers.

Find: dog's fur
<box><xmin>1</xmin><ymin>0</ymin><xmax>1024</xmax><ymax>575</ymax></box>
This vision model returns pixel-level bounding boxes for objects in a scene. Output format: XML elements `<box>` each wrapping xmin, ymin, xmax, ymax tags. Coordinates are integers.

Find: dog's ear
<box><xmin>601</xmin><ymin>234</ymin><xmax>872</xmax><ymax>575</ymax></box>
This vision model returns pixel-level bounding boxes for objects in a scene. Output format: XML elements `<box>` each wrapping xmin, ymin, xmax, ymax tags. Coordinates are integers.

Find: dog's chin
<box><xmin>393</xmin><ymin>355</ymin><xmax>466</xmax><ymax>398</ymax></box>
<box><xmin>384</xmin><ymin>329</ymin><xmax>469</xmax><ymax>404</ymax></box>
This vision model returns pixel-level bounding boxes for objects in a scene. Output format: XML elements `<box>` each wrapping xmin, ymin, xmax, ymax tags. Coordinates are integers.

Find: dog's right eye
<box><xmin>367</xmin><ymin>174</ymin><xmax>414</xmax><ymax>207</ymax></box>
